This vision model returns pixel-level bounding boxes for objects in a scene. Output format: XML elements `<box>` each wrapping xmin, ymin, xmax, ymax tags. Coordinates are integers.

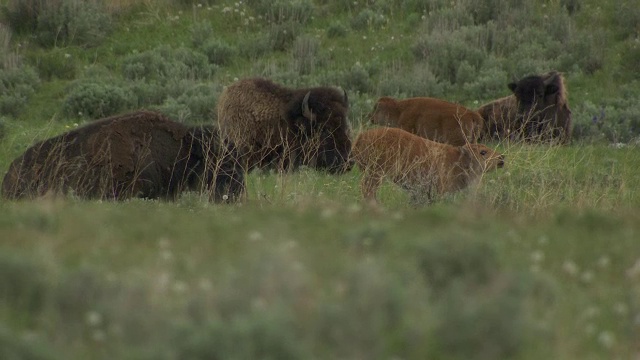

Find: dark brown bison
<box><xmin>477</xmin><ymin>71</ymin><xmax>572</xmax><ymax>143</ymax></box>
<box><xmin>351</xmin><ymin>127</ymin><xmax>505</xmax><ymax>205</ymax></box>
<box><xmin>1</xmin><ymin>111</ymin><xmax>245</xmax><ymax>202</ymax></box>
<box><xmin>216</xmin><ymin>77</ymin><xmax>352</xmax><ymax>173</ymax></box>
<box><xmin>368</xmin><ymin>96</ymin><xmax>484</xmax><ymax>146</ymax></box>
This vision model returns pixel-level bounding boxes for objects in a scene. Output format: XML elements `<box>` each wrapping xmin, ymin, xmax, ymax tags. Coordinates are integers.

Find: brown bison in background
<box><xmin>351</xmin><ymin>127</ymin><xmax>505</xmax><ymax>205</ymax></box>
<box><xmin>2</xmin><ymin>111</ymin><xmax>245</xmax><ymax>202</ymax></box>
<box><xmin>477</xmin><ymin>71</ymin><xmax>572</xmax><ymax>143</ymax></box>
<box><xmin>369</xmin><ymin>96</ymin><xmax>484</xmax><ymax>146</ymax></box>
<box><xmin>217</xmin><ymin>77</ymin><xmax>352</xmax><ymax>174</ymax></box>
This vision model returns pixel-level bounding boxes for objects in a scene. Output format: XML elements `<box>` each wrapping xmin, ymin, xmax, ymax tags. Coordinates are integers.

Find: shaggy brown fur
<box><xmin>1</xmin><ymin>111</ymin><xmax>245</xmax><ymax>202</ymax></box>
<box><xmin>217</xmin><ymin>77</ymin><xmax>352</xmax><ymax>174</ymax></box>
<box><xmin>351</xmin><ymin>127</ymin><xmax>505</xmax><ymax>204</ymax></box>
<box><xmin>477</xmin><ymin>71</ymin><xmax>572</xmax><ymax>143</ymax></box>
<box><xmin>369</xmin><ymin>96</ymin><xmax>484</xmax><ymax>146</ymax></box>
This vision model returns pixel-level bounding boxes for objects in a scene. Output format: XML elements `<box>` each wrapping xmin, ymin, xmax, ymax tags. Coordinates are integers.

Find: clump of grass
<box><xmin>292</xmin><ymin>35</ymin><xmax>320</xmax><ymax>75</ymax></box>
<box><xmin>35</xmin><ymin>0</ymin><xmax>113</xmax><ymax>48</ymax></box>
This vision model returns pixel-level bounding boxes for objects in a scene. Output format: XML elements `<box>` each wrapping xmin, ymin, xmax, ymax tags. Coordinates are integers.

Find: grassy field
<box><xmin>1</xmin><ymin>0</ymin><xmax>640</xmax><ymax>358</ymax></box>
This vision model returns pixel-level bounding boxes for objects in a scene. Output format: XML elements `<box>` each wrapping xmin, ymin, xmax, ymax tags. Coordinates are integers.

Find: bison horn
<box><xmin>302</xmin><ymin>91</ymin><xmax>313</xmax><ymax>119</ymax></box>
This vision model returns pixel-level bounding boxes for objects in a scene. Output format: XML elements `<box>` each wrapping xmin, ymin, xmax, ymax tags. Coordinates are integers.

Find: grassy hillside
<box><xmin>1</xmin><ymin>0</ymin><xmax>640</xmax><ymax>359</ymax></box>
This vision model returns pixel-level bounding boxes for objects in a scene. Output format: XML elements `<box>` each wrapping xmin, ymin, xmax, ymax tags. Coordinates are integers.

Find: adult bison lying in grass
<box><xmin>217</xmin><ymin>77</ymin><xmax>352</xmax><ymax>174</ymax></box>
<box><xmin>1</xmin><ymin>111</ymin><xmax>245</xmax><ymax>202</ymax></box>
<box><xmin>351</xmin><ymin>127</ymin><xmax>505</xmax><ymax>205</ymax></box>
<box><xmin>369</xmin><ymin>96</ymin><xmax>484</xmax><ymax>146</ymax></box>
<box><xmin>477</xmin><ymin>71</ymin><xmax>572</xmax><ymax>143</ymax></box>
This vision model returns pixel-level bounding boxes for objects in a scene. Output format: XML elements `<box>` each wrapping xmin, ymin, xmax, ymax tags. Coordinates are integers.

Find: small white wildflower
<box><xmin>85</xmin><ymin>311</ymin><xmax>103</xmax><ymax>327</ymax></box>
<box><xmin>222</xmin><ymin>6</ymin><xmax>232</xmax><ymax>13</ymax></box>
<box><xmin>248</xmin><ymin>231</ymin><xmax>263</xmax><ymax>241</ymax></box>
<box><xmin>73</xmin><ymin>123</ymin><xmax>78</xmax><ymax>127</ymax></box>
<box><xmin>563</xmin><ymin>260</ymin><xmax>579</xmax><ymax>276</ymax></box>
<box><xmin>597</xmin><ymin>331</ymin><xmax>615</xmax><ymax>349</ymax></box>
<box><xmin>531</xmin><ymin>250</ymin><xmax>544</xmax><ymax>263</ymax></box>
<box><xmin>362</xmin><ymin>35</ymin><xmax>367</xmax><ymax>40</ymax></box>
<box><xmin>613</xmin><ymin>302</ymin><xmax>628</xmax><ymax>316</ymax></box>
<box><xmin>222</xmin><ymin>194</ymin><xmax>229</xmax><ymax>201</ymax></box>
<box><xmin>538</xmin><ymin>235</ymin><xmax>549</xmax><ymax>245</ymax></box>
<box><xmin>197</xmin><ymin>3</ymin><xmax>202</xmax><ymax>7</ymax></box>
<box><xmin>598</xmin><ymin>255</ymin><xmax>611</xmax><ymax>268</ymax></box>
<box><xmin>626</xmin><ymin>258</ymin><xmax>640</xmax><ymax>278</ymax></box>
<box><xmin>64</xmin><ymin>53</ymin><xmax>71</xmax><ymax>58</ymax></box>
<box><xmin>581</xmin><ymin>270</ymin><xmax>594</xmax><ymax>283</ymax></box>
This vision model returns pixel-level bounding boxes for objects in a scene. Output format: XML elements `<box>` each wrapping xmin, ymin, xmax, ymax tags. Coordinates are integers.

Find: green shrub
<box><xmin>122</xmin><ymin>46</ymin><xmax>215</xmax><ymax>82</ymax></box>
<box><xmin>1</xmin><ymin>0</ymin><xmax>41</xmax><ymax>34</ymax></box>
<box><xmin>30</xmin><ymin>48</ymin><xmax>77</xmax><ymax>80</ymax></box>
<box><xmin>377</xmin><ymin>62</ymin><xmax>448</xmax><ymax>98</ymax></box>
<box><xmin>351</xmin><ymin>9</ymin><xmax>387</xmax><ymax>31</ymax></box>
<box><xmin>292</xmin><ymin>35</ymin><xmax>320</xmax><ymax>75</ymax></box>
<box><xmin>0</xmin><ymin>326</ymin><xmax>60</xmax><ymax>360</ymax></box>
<box><xmin>620</xmin><ymin>39</ymin><xmax>640</xmax><ymax>79</ymax></box>
<box><xmin>190</xmin><ymin>21</ymin><xmax>214</xmax><ymax>48</ymax></box>
<box><xmin>338</xmin><ymin>62</ymin><xmax>371</xmax><ymax>94</ymax></box>
<box><xmin>0</xmin><ymin>66</ymin><xmax>40</xmax><ymax>118</ymax></box>
<box><xmin>249</xmin><ymin>0</ymin><xmax>315</xmax><ymax>25</ymax></box>
<box><xmin>0</xmin><ymin>252</ymin><xmax>48</xmax><ymax>314</ymax></box>
<box><xmin>201</xmin><ymin>39</ymin><xmax>237</xmax><ymax>66</ymax></box>
<box><xmin>431</xmin><ymin>276</ymin><xmax>528</xmax><ymax>360</ymax></box>
<box><xmin>62</xmin><ymin>82</ymin><xmax>134</xmax><ymax>119</ymax></box>
<box><xmin>572</xmin><ymin>96</ymin><xmax>640</xmax><ymax>144</ymax></box>
<box><xmin>417</xmin><ymin>236</ymin><xmax>499</xmax><ymax>292</ymax></box>
<box><xmin>35</xmin><ymin>0</ymin><xmax>112</xmax><ymax>48</ymax></box>
<box><xmin>267</xmin><ymin>22</ymin><xmax>300</xmax><ymax>52</ymax></box>
<box><xmin>326</xmin><ymin>21</ymin><xmax>347</xmax><ymax>38</ymax></box>
<box><xmin>413</xmin><ymin>25</ymin><xmax>488</xmax><ymax>84</ymax></box>
<box><xmin>154</xmin><ymin>83</ymin><xmax>221</xmax><ymax>123</ymax></box>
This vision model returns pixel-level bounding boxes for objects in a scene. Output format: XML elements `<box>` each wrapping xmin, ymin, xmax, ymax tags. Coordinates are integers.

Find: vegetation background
<box><xmin>0</xmin><ymin>0</ymin><xmax>639</xmax><ymax>358</ymax></box>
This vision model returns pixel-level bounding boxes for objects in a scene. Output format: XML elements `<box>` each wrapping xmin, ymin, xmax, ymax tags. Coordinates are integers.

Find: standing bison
<box><xmin>216</xmin><ymin>77</ymin><xmax>352</xmax><ymax>173</ymax></box>
<box><xmin>1</xmin><ymin>111</ymin><xmax>245</xmax><ymax>202</ymax></box>
<box><xmin>352</xmin><ymin>127</ymin><xmax>505</xmax><ymax>205</ymax></box>
<box><xmin>477</xmin><ymin>71</ymin><xmax>572</xmax><ymax>143</ymax></box>
<box><xmin>369</xmin><ymin>96</ymin><xmax>484</xmax><ymax>146</ymax></box>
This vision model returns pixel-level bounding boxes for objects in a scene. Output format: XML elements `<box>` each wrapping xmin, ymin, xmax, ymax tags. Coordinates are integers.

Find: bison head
<box><xmin>287</xmin><ymin>87</ymin><xmax>352</xmax><ymax>174</ymax></box>
<box><xmin>508</xmin><ymin>71</ymin><xmax>570</xmax><ymax>141</ymax></box>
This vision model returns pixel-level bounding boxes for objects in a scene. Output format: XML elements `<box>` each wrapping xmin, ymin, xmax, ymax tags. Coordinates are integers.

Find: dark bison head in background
<box><xmin>1</xmin><ymin>111</ymin><xmax>245</xmax><ymax>202</ymax></box>
<box><xmin>478</xmin><ymin>71</ymin><xmax>572</xmax><ymax>143</ymax></box>
<box><xmin>217</xmin><ymin>77</ymin><xmax>352</xmax><ymax>174</ymax></box>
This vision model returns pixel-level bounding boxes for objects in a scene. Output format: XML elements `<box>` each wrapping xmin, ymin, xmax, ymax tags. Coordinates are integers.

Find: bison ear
<box><xmin>508</xmin><ymin>82</ymin><xmax>518</xmax><ymax>93</ymax></box>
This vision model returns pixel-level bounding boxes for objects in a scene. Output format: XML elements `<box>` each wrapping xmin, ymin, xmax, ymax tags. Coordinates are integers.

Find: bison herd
<box><xmin>1</xmin><ymin>71</ymin><xmax>571</xmax><ymax>205</ymax></box>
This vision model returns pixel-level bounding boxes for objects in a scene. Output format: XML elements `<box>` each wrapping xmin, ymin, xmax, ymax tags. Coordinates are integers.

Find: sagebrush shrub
<box><xmin>292</xmin><ymin>35</ymin><xmax>320</xmax><ymax>75</ymax></box>
<box><xmin>326</xmin><ymin>21</ymin><xmax>347</xmax><ymax>38</ymax></box>
<box><xmin>0</xmin><ymin>66</ymin><xmax>40</xmax><ymax>118</ymax></box>
<box><xmin>35</xmin><ymin>0</ymin><xmax>112</xmax><ymax>48</ymax></box>
<box><xmin>31</xmin><ymin>48</ymin><xmax>77</xmax><ymax>80</ymax></box>
<box><xmin>376</xmin><ymin>62</ymin><xmax>448</xmax><ymax>98</ymax></box>
<box><xmin>122</xmin><ymin>46</ymin><xmax>215</xmax><ymax>82</ymax></box>
<box><xmin>249</xmin><ymin>0</ymin><xmax>314</xmax><ymax>25</ymax></box>
<box><xmin>62</xmin><ymin>82</ymin><xmax>134</xmax><ymax>119</ymax></box>
<box><xmin>267</xmin><ymin>22</ymin><xmax>300</xmax><ymax>51</ymax></box>
<box><xmin>201</xmin><ymin>39</ymin><xmax>237</xmax><ymax>66</ymax></box>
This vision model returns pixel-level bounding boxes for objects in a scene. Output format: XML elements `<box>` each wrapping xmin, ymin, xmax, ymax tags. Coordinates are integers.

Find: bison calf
<box><xmin>351</xmin><ymin>127</ymin><xmax>504</xmax><ymax>204</ymax></box>
<box><xmin>1</xmin><ymin>111</ymin><xmax>245</xmax><ymax>202</ymax></box>
<box><xmin>368</xmin><ymin>96</ymin><xmax>484</xmax><ymax>146</ymax></box>
<box><xmin>477</xmin><ymin>71</ymin><xmax>572</xmax><ymax>143</ymax></box>
<box><xmin>217</xmin><ymin>77</ymin><xmax>352</xmax><ymax>174</ymax></box>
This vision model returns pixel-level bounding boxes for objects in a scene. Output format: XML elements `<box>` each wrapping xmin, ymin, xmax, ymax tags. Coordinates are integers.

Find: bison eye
<box><xmin>480</xmin><ymin>150</ymin><xmax>487</xmax><ymax>156</ymax></box>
